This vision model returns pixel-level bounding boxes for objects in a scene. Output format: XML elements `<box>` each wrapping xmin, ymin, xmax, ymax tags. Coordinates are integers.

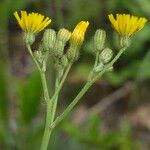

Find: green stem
<box><xmin>27</xmin><ymin>45</ymin><xmax>52</xmax><ymax>150</ymax></box>
<box><xmin>40</xmin><ymin>72</ymin><xmax>52</xmax><ymax>150</ymax></box>
<box><xmin>40</xmin><ymin>63</ymin><xmax>72</xmax><ymax>150</ymax></box>
<box><xmin>27</xmin><ymin>45</ymin><xmax>50</xmax><ymax>102</ymax></box>
<box><xmin>39</xmin><ymin>71</ymin><xmax>52</xmax><ymax>150</ymax></box>
<box><xmin>40</xmin><ymin>72</ymin><xmax>50</xmax><ymax>103</ymax></box>
<box><xmin>88</xmin><ymin>51</ymin><xmax>100</xmax><ymax>80</ymax></box>
<box><xmin>39</xmin><ymin>74</ymin><xmax>53</xmax><ymax>150</ymax></box>
<box><xmin>50</xmin><ymin>63</ymin><xmax>72</xmax><ymax>122</ymax></box>
<box><xmin>27</xmin><ymin>45</ymin><xmax>41</xmax><ymax>72</ymax></box>
<box><xmin>94</xmin><ymin>52</ymin><xmax>100</xmax><ymax>68</ymax></box>
<box><xmin>50</xmin><ymin>75</ymin><xmax>99</xmax><ymax>129</ymax></box>
<box><xmin>40</xmin><ymin>102</ymin><xmax>53</xmax><ymax>150</ymax></box>
<box><xmin>51</xmin><ymin>47</ymin><xmax>127</xmax><ymax>128</ymax></box>
<box><xmin>109</xmin><ymin>47</ymin><xmax>127</xmax><ymax>66</ymax></box>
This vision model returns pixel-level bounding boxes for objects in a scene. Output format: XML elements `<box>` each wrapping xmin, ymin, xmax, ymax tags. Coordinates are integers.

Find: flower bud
<box><xmin>61</xmin><ymin>55</ymin><xmax>68</xmax><ymax>67</ymax></box>
<box><xmin>42</xmin><ymin>29</ymin><xmax>56</xmax><ymax>51</ymax></box>
<box><xmin>99</xmin><ymin>48</ymin><xmax>113</xmax><ymax>64</ymax></box>
<box><xmin>67</xmin><ymin>45</ymin><xmax>80</xmax><ymax>62</ymax></box>
<box><xmin>24</xmin><ymin>32</ymin><xmax>35</xmax><ymax>45</ymax></box>
<box><xmin>57</xmin><ymin>28</ymin><xmax>71</xmax><ymax>43</ymax></box>
<box><xmin>70</xmin><ymin>21</ymin><xmax>89</xmax><ymax>47</ymax></box>
<box><xmin>94</xmin><ymin>63</ymin><xmax>104</xmax><ymax>72</ymax></box>
<box><xmin>94</xmin><ymin>29</ymin><xmax>106</xmax><ymax>52</ymax></box>
<box><xmin>120</xmin><ymin>36</ymin><xmax>131</xmax><ymax>48</ymax></box>
<box><xmin>54</xmin><ymin>41</ymin><xmax>64</xmax><ymax>58</ymax></box>
<box><xmin>54</xmin><ymin>28</ymin><xmax>71</xmax><ymax>58</ymax></box>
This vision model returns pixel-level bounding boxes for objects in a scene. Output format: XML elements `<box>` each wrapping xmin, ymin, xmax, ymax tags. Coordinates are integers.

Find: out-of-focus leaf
<box><xmin>66</xmin><ymin>0</ymin><xmax>100</xmax><ymax>28</ymax></box>
<box><xmin>136</xmin><ymin>0</ymin><xmax>150</xmax><ymax>15</ymax></box>
<box><xmin>137</xmin><ymin>50</ymin><xmax>150</xmax><ymax>80</ymax></box>
<box><xmin>0</xmin><ymin>63</ymin><xmax>8</xmax><ymax>122</ymax></box>
<box><xmin>75</xmin><ymin>63</ymin><xmax>92</xmax><ymax>76</ymax></box>
<box><xmin>106</xmin><ymin>61</ymin><xmax>140</xmax><ymax>86</ymax></box>
<box><xmin>87</xmin><ymin>114</ymin><xmax>100</xmax><ymax>138</ymax></box>
<box><xmin>62</xmin><ymin>115</ymin><xmax>140</xmax><ymax>150</ymax></box>
<box><xmin>17</xmin><ymin>69</ymin><xmax>42</xmax><ymax>123</ymax></box>
<box><xmin>125</xmin><ymin>26</ymin><xmax>150</xmax><ymax>57</ymax></box>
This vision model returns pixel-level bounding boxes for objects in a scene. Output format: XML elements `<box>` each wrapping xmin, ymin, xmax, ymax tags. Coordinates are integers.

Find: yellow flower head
<box><xmin>14</xmin><ymin>11</ymin><xmax>51</xmax><ymax>34</ymax></box>
<box><xmin>70</xmin><ymin>21</ymin><xmax>89</xmax><ymax>46</ymax></box>
<box><xmin>108</xmin><ymin>14</ymin><xmax>147</xmax><ymax>36</ymax></box>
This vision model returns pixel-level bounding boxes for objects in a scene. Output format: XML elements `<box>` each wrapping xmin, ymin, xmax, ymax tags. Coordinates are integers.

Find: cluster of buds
<box><xmin>34</xmin><ymin>29</ymin><xmax>57</xmax><ymax>72</ymax></box>
<box><xmin>14</xmin><ymin>11</ymin><xmax>90</xmax><ymax>73</ymax></box>
<box><xmin>93</xmin><ymin>29</ymin><xmax>113</xmax><ymax>72</ymax></box>
<box><xmin>14</xmin><ymin>11</ymin><xmax>147</xmax><ymax>74</ymax></box>
<box><xmin>54</xmin><ymin>28</ymin><xmax>71</xmax><ymax>58</ymax></box>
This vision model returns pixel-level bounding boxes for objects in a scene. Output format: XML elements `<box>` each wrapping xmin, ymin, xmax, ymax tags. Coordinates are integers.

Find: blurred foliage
<box><xmin>0</xmin><ymin>63</ymin><xmax>9</xmax><ymax>122</ymax></box>
<box><xmin>0</xmin><ymin>64</ymin><xmax>43</xmax><ymax>149</ymax></box>
<box><xmin>0</xmin><ymin>0</ymin><xmax>150</xmax><ymax>149</ymax></box>
<box><xmin>60</xmin><ymin>115</ymin><xmax>141</xmax><ymax>150</ymax></box>
<box><xmin>16</xmin><ymin>70</ymin><xmax>42</xmax><ymax>124</ymax></box>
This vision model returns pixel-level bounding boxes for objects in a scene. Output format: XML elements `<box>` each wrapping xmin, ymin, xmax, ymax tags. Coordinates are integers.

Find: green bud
<box><xmin>100</xmin><ymin>48</ymin><xmax>113</xmax><ymax>64</ymax></box>
<box><xmin>42</xmin><ymin>29</ymin><xmax>56</xmax><ymax>51</ymax></box>
<box><xmin>94</xmin><ymin>29</ymin><xmax>106</xmax><ymax>52</ymax></box>
<box><xmin>54</xmin><ymin>28</ymin><xmax>71</xmax><ymax>58</ymax></box>
<box><xmin>120</xmin><ymin>36</ymin><xmax>131</xmax><ymax>48</ymax></box>
<box><xmin>57</xmin><ymin>28</ymin><xmax>71</xmax><ymax>43</ymax></box>
<box><xmin>94</xmin><ymin>62</ymin><xmax>104</xmax><ymax>72</ymax></box>
<box><xmin>24</xmin><ymin>32</ymin><xmax>35</xmax><ymax>45</ymax></box>
<box><xmin>54</xmin><ymin>40</ymin><xmax>64</xmax><ymax>58</ymax></box>
<box><xmin>67</xmin><ymin>45</ymin><xmax>80</xmax><ymax>62</ymax></box>
<box><xmin>61</xmin><ymin>55</ymin><xmax>68</xmax><ymax>67</ymax></box>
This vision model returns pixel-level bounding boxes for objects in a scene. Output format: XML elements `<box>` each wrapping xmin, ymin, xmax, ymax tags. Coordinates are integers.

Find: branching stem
<box><xmin>50</xmin><ymin>47</ymin><xmax>127</xmax><ymax>128</ymax></box>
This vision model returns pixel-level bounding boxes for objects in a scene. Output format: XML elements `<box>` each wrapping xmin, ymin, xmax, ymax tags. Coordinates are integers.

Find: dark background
<box><xmin>0</xmin><ymin>0</ymin><xmax>150</xmax><ymax>149</ymax></box>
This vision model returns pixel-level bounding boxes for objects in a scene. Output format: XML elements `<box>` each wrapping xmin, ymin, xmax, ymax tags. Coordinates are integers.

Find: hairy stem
<box><xmin>27</xmin><ymin>45</ymin><xmax>52</xmax><ymax>150</ymax></box>
<box><xmin>40</xmin><ymin>102</ymin><xmax>53</xmax><ymax>150</ymax></box>
<box><xmin>40</xmin><ymin>72</ymin><xmax>50</xmax><ymax>103</ymax></box>
<box><xmin>50</xmin><ymin>63</ymin><xmax>72</xmax><ymax>122</ymax></box>
<box><xmin>27</xmin><ymin>45</ymin><xmax>41</xmax><ymax>72</ymax></box>
<box><xmin>94</xmin><ymin>52</ymin><xmax>100</xmax><ymax>68</ymax></box>
<box><xmin>40</xmin><ymin>63</ymin><xmax>72</xmax><ymax>150</ymax></box>
<box><xmin>40</xmin><ymin>73</ymin><xmax>52</xmax><ymax>150</ymax></box>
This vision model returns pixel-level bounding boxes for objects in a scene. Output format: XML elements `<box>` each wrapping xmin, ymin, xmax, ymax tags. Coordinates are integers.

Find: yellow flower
<box><xmin>14</xmin><ymin>11</ymin><xmax>51</xmax><ymax>33</ymax></box>
<box><xmin>108</xmin><ymin>14</ymin><xmax>147</xmax><ymax>36</ymax></box>
<box><xmin>70</xmin><ymin>21</ymin><xmax>89</xmax><ymax>46</ymax></box>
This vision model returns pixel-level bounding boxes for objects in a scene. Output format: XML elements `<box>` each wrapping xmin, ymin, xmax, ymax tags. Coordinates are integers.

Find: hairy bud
<box><xmin>94</xmin><ymin>29</ymin><xmax>106</xmax><ymax>52</ymax></box>
<box><xmin>57</xmin><ymin>28</ymin><xmax>71</xmax><ymax>43</ymax></box>
<box><xmin>120</xmin><ymin>36</ymin><xmax>131</xmax><ymax>48</ymax></box>
<box><xmin>99</xmin><ymin>48</ymin><xmax>113</xmax><ymax>64</ymax></box>
<box><xmin>54</xmin><ymin>28</ymin><xmax>71</xmax><ymax>58</ymax></box>
<box><xmin>61</xmin><ymin>55</ymin><xmax>68</xmax><ymax>67</ymax></box>
<box><xmin>67</xmin><ymin>46</ymin><xmax>80</xmax><ymax>62</ymax></box>
<box><xmin>24</xmin><ymin>32</ymin><xmax>35</xmax><ymax>45</ymax></box>
<box><xmin>42</xmin><ymin>29</ymin><xmax>56</xmax><ymax>51</ymax></box>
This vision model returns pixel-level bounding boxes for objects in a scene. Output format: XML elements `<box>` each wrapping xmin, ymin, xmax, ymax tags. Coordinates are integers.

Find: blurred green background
<box><xmin>0</xmin><ymin>0</ymin><xmax>150</xmax><ymax>150</ymax></box>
